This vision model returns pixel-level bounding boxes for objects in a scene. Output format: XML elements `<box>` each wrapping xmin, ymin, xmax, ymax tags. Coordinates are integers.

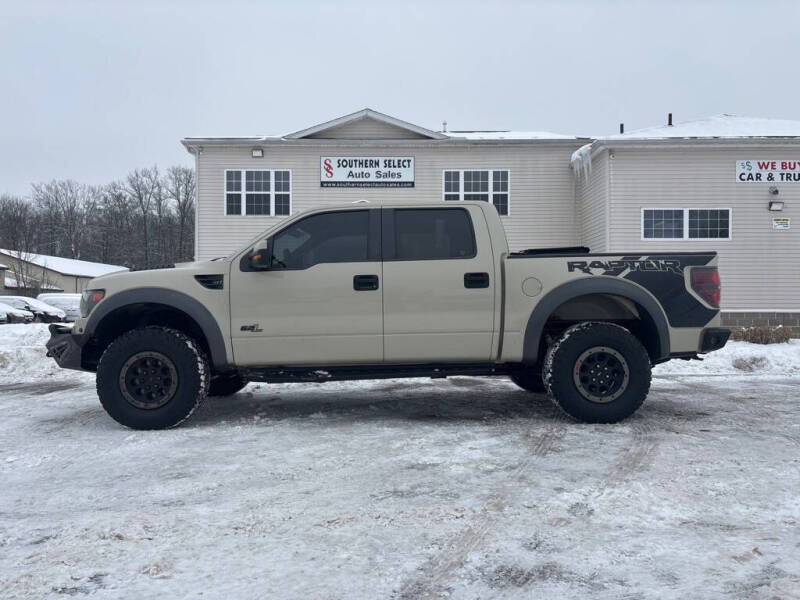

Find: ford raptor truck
<box><xmin>46</xmin><ymin>201</ymin><xmax>730</xmax><ymax>429</ymax></box>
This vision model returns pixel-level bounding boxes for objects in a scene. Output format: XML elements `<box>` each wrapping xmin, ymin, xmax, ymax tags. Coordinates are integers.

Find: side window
<box><xmin>392</xmin><ymin>208</ymin><xmax>476</xmax><ymax>260</ymax></box>
<box><xmin>270</xmin><ymin>210</ymin><xmax>370</xmax><ymax>269</ymax></box>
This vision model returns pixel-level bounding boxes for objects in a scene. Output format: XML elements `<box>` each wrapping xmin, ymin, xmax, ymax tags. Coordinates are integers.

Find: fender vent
<box><xmin>195</xmin><ymin>274</ymin><xmax>224</xmax><ymax>290</ymax></box>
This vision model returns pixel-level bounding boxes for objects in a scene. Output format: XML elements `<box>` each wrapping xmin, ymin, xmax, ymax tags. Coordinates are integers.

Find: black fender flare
<box><xmin>84</xmin><ymin>287</ymin><xmax>229</xmax><ymax>369</ymax></box>
<box><xmin>522</xmin><ymin>277</ymin><xmax>671</xmax><ymax>364</ymax></box>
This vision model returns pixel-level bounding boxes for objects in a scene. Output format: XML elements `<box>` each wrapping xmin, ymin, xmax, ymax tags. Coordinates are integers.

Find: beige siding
<box><xmin>605</xmin><ymin>146</ymin><xmax>800</xmax><ymax>310</ymax></box>
<box><xmin>576</xmin><ymin>152</ymin><xmax>609</xmax><ymax>251</ymax></box>
<box><xmin>306</xmin><ymin>117</ymin><xmax>428</xmax><ymax>139</ymax></box>
<box><xmin>196</xmin><ymin>142</ymin><xmax>583</xmax><ymax>260</ymax></box>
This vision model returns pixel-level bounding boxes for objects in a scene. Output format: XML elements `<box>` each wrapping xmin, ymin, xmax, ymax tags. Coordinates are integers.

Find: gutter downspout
<box><xmin>192</xmin><ymin>146</ymin><xmax>202</xmax><ymax>261</ymax></box>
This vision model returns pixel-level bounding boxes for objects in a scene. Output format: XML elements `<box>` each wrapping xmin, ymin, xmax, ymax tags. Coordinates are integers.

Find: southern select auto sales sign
<box><xmin>320</xmin><ymin>156</ymin><xmax>414</xmax><ymax>187</ymax></box>
<box><xmin>736</xmin><ymin>159</ymin><xmax>800</xmax><ymax>182</ymax></box>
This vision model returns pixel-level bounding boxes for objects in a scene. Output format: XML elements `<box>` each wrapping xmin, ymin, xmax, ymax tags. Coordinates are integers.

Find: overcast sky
<box><xmin>2</xmin><ymin>0</ymin><xmax>799</xmax><ymax>196</ymax></box>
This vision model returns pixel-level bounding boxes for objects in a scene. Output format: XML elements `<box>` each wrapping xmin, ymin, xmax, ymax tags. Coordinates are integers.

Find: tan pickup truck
<box><xmin>47</xmin><ymin>201</ymin><xmax>729</xmax><ymax>429</ymax></box>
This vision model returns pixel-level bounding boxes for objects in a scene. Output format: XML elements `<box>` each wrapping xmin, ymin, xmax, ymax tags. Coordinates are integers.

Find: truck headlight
<box><xmin>80</xmin><ymin>289</ymin><xmax>105</xmax><ymax>318</ymax></box>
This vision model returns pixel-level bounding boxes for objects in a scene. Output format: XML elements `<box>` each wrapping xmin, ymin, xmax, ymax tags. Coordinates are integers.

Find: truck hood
<box><xmin>87</xmin><ymin>259</ymin><xmax>230</xmax><ymax>292</ymax></box>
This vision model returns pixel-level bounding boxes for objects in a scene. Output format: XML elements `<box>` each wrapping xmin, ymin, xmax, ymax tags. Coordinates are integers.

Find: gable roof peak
<box><xmin>285</xmin><ymin>108</ymin><xmax>448</xmax><ymax>140</ymax></box>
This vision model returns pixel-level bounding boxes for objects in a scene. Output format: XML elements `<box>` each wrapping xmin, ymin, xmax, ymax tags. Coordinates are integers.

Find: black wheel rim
<box><xmin>119</xmin><ymin>351</ymin><xmax>179</xmax><ymax>409</ymax></box>
<box><xmin>572</xmin><ymin>346</ymin><xmax>630</xmax><ymax>403</ymax></box>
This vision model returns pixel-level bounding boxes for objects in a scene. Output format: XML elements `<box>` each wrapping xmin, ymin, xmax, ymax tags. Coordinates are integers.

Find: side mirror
<box><xmin>250</xmin><ymin>248</ymin><xmax>271</xmax><ymax>270</ymax></box>
<box><xmin>247</xmin><ymin>238</ymin><xmax>273</xmax><ymax>271</ymax></box>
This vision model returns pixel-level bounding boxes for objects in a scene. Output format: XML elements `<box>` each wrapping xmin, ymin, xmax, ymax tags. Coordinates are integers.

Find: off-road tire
<box><xmin>208</xmin><ymin>372</ymin><xmax>248</xmax><ymax>397</ymax></box>
<box><xmin>509</xmin><ymin>368</ymin><xmax>546</xmax><ymax>393</ymax></box>
<box><xmin>96</xmin><ymin>327</ymin><xmax>209</xmax><ymax>429</ymax></box>
<box><xmin>544</xmin><ymin>322</ymin><xmax>651</xmax><ymax>423</ymax></box>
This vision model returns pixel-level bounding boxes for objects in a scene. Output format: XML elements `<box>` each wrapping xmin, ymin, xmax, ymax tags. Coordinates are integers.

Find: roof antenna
<box><xmin>442</xmin><ymin>120</ymin><xmax>447</xmax><ymax>133</ymax></box>
<box><xmin>668</xmin><ymin>113</ymin><xmax>673</xmax><ymax>126</ymax></box>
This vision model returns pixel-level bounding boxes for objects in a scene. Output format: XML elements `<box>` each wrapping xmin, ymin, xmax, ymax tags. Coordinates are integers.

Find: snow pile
<box><xmin>654</xmin><ymin>339</ymin><xmax>800</xmax><ymax>378</ymax></box>
<box><xmin>0</xmin><ymin>324</ymin><xmax>92</xmax><ymax>383</ymax></box>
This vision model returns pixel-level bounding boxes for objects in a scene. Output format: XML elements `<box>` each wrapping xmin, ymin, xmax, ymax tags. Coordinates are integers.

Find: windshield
<box><xmin>23</xmin><ymin>298</ymin><xmax>56</xmax><ymax>311</ymax></box>
<box><xmin>42</xmin><ymin>296</ymin><xmax>80</xmax><ymax>310</ymax></box>
<box><xmin>2</xmin><ymin>298</ymin><xmax>27</xmax><ymax>309</ymax></box>
<box><xmin>8</xmin><ymin>297</ymin><xmax>60</xmax><ymax>312</ymax></box>
<box><xmin>227</xmin><ymin>218</ymin><xmax>291</xmax><ymax>260</ymax></box>
<box><xmin>0</xmin><ymin>302</ymin><xmax>25</xmax><ymax>313</ymax></box>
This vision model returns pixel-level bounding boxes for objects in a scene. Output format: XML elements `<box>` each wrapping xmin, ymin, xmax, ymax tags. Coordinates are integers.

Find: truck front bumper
<box><xmin>45</xmin><ymin>324</ymin><xmax>86</xmax><ymax>372</ymax></box>
<box><xmin>700</xmin><ymin>327</ymin><xmax>730</xmax><ymax>353</ymax></box>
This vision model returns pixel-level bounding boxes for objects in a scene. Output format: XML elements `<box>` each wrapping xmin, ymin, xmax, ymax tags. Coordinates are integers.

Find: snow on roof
<box><xmin>4</xmin><ymin>276</ymin><xmax>63</xmax><ymax>291</ymax></box>
<box><xmin>446</xmin><ymin>130</ymin><xmax>581</xmax><ymax>140</ymax></box>
<box><xmin>0</xmin><ymin>249</ymin><xmax>127</xmax><ymax>278</ymax></box>
<box><xmin>604</xmin><ymin>114</ymin><xmax>800</xmax><ymax>140</ymax></box>
<box><xmin>571</xmin><ymin>115</ymin><xmax>800</xmax><ymax>177</ymax></box>
<box><xmin>182</xmin><ymin>108</ymin><xmax>585</xmax><ymax>145</ymax></box>
<box><xmin>0</xmin><ymin>263</ymin><xmax>8</xmax><ymax>270</ymax></box>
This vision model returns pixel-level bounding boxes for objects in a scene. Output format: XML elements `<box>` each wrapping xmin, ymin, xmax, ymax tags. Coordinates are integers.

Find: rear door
<box><xmin>381</xmin><ymin>205</ymin><xmax>495</xmax><ymax>362</ymax></box>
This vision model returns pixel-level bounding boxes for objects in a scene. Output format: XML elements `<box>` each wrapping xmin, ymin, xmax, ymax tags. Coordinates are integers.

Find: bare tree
<box><xmin>32</xmin><ymin>180</ymin><xmax>97</xmax><ymax>259</ymax></box>
<box><xmin>1</xmin><ymin>165</ymin><xmax>196</xmax><ymax>275</ymax></box>
<box><xmin>165</xmin><ymin>166</ymin><xmax>195</xmax><ymax>260</ymax></box>
<box><xmin>0</xmin><ymin>195</ymin><xmax>43</xmax><ymax>292</ymax></box>
<box><xmin>125</xmin><ymin>166</ymin><xmax>160</xmax><ymax>267</ymax></box>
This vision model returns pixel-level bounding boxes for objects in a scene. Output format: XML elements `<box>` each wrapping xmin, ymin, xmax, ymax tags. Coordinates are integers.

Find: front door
<box><xmin>381</xmin><ymin>206</ymin><xmax>496</xmax><ymax>363</ymax></box>
<box><xmin>229</xmin><ymin>208</ymin><xmax>383</xmax><ymax>366</ymax></box>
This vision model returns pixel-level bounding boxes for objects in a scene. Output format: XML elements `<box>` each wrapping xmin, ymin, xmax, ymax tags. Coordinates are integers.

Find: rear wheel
<box><xmin>544</xmin><ymin>322</ymin><xmax>651</xmax><ymax>423</ymax></box>
<box><xmin>208</xmin><ymin>372</ymin><xmax>248</xmax><ymax>397</ymax></box>
<box><xmin>509</xmin><ymin>368</ymin><xmax>545</xmax><ymax>393</ymax></box>
<box><xmin>96</xmin><ymin>327</ymin><xmax>209</xmax><ymax>429</ymax></box>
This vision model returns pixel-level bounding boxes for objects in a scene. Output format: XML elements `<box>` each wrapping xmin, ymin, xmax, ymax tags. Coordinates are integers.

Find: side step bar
<box><xmin>240</xmin><ymin>363</ymin><xmax>503</xmax><ymax>384</ymax></box>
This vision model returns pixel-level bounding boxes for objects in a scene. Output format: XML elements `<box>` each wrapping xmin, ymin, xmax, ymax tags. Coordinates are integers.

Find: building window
<box><xmin>225</xmin><ymin>171</ymin><xmax>242</xmax><ymax>215</ymax></box>
<box><xmin>442</xmin><ymin>170</ymin><xmax>510</xmax><ymax>215</ymax></box>
<box><xmin>642</xmin><ymin>208</ymin><xmax>731</xmax><ymax>240</ymax></box>
<box><xmin>444</xmin><ymin>171</ymin><xmax>460</xmax><ymax>201</ymax></box>
<box><xmin>688</xmin><ymin>209</ymin><xmax>730</xmax><ymax>239</ymax></box>
<box><xmin>642</xmin><ymin>209</ymin><xmax>684</xmax><ymax>239</ymax></box>
<box><xmin>225</xmin><ymin>169</ymin><xmax>291</xmax><ymax>216</ymax></box>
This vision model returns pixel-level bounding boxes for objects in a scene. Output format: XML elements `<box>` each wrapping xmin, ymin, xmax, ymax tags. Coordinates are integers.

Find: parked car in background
<box><xmin>1</xmin><ymin>296</ymin><xmax>66</xmax><ymax>322</ymax></box>
<box><xmin>0</xmin><ymin>301</ymin><xmax>35</xmax><ymax>323</ymax></box>
<box><xmin>37</xmin><ymin>293</ymin><xmax>81</xmax><ymax>322</ymax></box>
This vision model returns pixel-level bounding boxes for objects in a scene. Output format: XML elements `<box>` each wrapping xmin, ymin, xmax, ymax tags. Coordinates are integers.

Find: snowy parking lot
<box><xmin>1</xmin><ymin>325</ymin><xmax>799</xmax><ymax>599</ymax></box>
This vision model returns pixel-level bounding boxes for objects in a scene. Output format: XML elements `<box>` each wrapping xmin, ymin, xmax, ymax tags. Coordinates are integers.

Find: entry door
<box><xmin>229</xmin><ymin>209</ymin><xmax>383</xmax><ymax>366</ymax></box>
<box><xmin>381</xmin><ymin>206</ymin><xmax>495</xmax><ymax>363</ymax></box>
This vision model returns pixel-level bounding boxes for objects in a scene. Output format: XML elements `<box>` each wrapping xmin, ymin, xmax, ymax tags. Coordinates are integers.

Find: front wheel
<box><xmin>96</xmin><ymin>327</ymin><xmax>209</xmax><ymax>429</ymax></box>
<box><xmin>544</xmin><ymin>322</ymin><xmax>651</xmax><ymax>423</ymax></box>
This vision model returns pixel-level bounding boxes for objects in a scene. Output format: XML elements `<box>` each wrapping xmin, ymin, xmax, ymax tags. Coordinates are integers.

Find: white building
<box><xmin>0</xmin><ymin>249</ymin><xmax>126</xmax><ymax>295</ymax></box>
<box><xmin>182</xmin><ymin>109</ymin><xmax>800</xmax><ymax>333</ymax></box>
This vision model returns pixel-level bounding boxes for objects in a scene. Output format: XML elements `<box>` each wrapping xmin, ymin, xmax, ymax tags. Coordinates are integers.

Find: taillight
<box><xmin>691</xmin><ymin>267</ymin><xmax>721</xmax><ymax>307</ymax></box>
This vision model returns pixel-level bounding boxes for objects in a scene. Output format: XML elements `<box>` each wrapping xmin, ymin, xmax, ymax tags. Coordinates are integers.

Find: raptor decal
<box><xmin>567</xmin><ymin>253</ymin><xmax>718</xmax><ymax>327</ymax></box>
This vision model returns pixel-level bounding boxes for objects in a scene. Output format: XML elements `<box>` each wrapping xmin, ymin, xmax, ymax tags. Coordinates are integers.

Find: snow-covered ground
<box><xmin>1</xmin><ymin>325</ymin><xmax>799</xmax><ymax>599</ymax></box>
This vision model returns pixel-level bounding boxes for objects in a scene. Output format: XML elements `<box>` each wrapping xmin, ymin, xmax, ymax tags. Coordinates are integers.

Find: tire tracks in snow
<box><xmin>597</xmin><ymin>419</ymin><xmax>660</xmax><ymax>491</ymax></box>
<box><xmin>393</xmin><ymin>405</ymin><xmax>569</xmax><ymax>600</ymax></box>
